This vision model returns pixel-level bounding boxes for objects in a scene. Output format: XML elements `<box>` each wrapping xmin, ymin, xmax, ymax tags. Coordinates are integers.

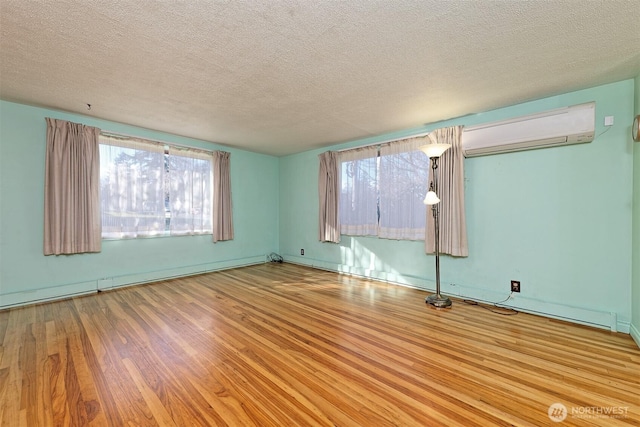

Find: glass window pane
<box><xmin>99</xmin><ymin>137</ymin><xmax>166</xmax><ymax>238</ymax></box>
<box><xmin>168</xmin><ymin>152</ymin><xmax>212</xmax><ymax>235</ymax></box>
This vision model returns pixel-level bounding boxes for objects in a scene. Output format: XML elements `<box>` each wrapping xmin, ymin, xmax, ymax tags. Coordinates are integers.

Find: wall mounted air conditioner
<box><xmin>461</xmin><ymin>102</ymin><xmax>595</xmax><ymax>157</ymax></box>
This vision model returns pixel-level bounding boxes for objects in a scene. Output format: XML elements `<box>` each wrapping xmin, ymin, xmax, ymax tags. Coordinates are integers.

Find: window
<box><xmin>99</xmin><ymin>135</ymin><xmax>212</xmax><ymax>239</ymax></box>
<box><xmin>339</xmin><ymin>138</ymin><xmax>429</xmax><ymax>240</ymax></box>
<box><xmin>339</xmin><ymin>145</ymin><xmax>379</xmax><ymax>237</ymax></box>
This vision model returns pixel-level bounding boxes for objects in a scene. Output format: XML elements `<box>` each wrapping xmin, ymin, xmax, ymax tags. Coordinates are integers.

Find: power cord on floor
<box><xmin>267</xmin><ymin>252</ymin><xmax>283</xmax><ymax>263</ymax></box>
<box><xmin>463</xmin><ymin>292</ymin><xmax>519</xmax><ymax>316</ymax></box>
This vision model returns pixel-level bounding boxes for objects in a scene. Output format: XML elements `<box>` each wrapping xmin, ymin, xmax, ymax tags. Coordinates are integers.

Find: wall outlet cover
<box><xmin>511</xmin><ymin>280</ymin><xmax>521</xmax><ymax>292</ymax></box>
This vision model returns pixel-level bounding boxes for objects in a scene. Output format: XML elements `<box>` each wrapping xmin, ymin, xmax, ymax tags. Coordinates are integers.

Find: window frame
<box><xmin>99</xmin><ymin>133</ymin><xmax>214</xmax><ymax>240</ymax></box>
<box><xmin>338</xmin><ymin>140</ymin><xmax>430</xmax><ymax>241</ymax></box>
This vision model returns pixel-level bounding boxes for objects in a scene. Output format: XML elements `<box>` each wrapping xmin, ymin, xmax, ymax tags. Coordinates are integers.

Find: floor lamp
<box><xmin>419</xmin><ymin>143</ymin><xmax>452</xmax><ymax>308</ymax></box>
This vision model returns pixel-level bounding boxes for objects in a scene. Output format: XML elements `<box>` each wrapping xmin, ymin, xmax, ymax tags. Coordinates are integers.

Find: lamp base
<box><xmin>426</xmin><ymin>294</ymin><xmax>452</xmax><ymax>308</ymax></box>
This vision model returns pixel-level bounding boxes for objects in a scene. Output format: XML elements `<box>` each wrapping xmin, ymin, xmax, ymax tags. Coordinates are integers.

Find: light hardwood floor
<box><xmin>1</xmin><ymin>263</ymin><xmax>638</xmax><ymax>426</ymax></box>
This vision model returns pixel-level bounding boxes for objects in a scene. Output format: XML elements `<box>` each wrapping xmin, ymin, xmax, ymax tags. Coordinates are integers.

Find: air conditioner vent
<box><xmin>462</xmin><ymin>102</ymin><xmax>595</xmax><ymax>157</ymax></box>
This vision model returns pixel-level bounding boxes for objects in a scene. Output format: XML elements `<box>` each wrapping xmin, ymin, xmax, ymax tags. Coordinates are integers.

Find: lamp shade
<box><xmin>423</xmin><ymin>191</ymin><xmax>440</xmax><ymax>205</ymax></box>
<box><xmin>418</xmin><ymin>143</ymin><xmax>451</xmax><ymax>158</ymax></box>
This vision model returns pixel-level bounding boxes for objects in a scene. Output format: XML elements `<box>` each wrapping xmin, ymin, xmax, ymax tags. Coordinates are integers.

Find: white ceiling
<box><xmin>1</xmin><ymin>1</ymin><xmax>639</xmax><ymax>156</ymax></box>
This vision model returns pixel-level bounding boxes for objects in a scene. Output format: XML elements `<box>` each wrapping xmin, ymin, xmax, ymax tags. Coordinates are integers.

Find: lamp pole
<box><xmin>425</xmin><ymin>155</ymin><xmax>451</xmax><ymax>308</ymax></box>
<box><xmin>419</xmin><ymin>142</ymin><xmax>453</xmax><ymax>309</ymax></box>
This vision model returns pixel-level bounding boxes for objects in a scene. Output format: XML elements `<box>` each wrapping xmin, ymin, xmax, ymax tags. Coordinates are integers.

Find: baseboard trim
<box><xmin>0</xmin><ymin>256</ymin><xmax>266</xmax><ymax>310</ymax></box>
<box><xmin>98</xmin><ymin>256</ymin><xmax>266</xmax><ymax>290</ymax></box>
<box><xmin>285</xmin><ymin>256</ymin><xmax>627</xmax><ymax>333</ymax></box>
<box><xmin>0</xmin><ymin>280</ymin><xmax>97</xmax><ymax>309</ymax></box>
<box><xmin>630</xmin><ymin>323</ymin><xmax>640</xmax><ymax>349</ymax></box>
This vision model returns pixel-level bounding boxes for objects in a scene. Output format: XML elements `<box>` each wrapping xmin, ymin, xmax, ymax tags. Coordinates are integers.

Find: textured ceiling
<box><xmin>1</xmin><ymin>1</ymin><xmax>639</xmax><ymax>156</ymax></box>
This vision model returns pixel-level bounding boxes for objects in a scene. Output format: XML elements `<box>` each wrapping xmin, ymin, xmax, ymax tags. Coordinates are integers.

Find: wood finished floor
<box><xmin>0</xmin><ymin>263</ymin><xmax>639</xmax><ymax>426</ymax></box>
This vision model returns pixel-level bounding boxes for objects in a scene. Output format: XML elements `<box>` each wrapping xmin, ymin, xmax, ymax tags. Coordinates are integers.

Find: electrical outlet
<box><xmin>511</xmin><ymin>280</ymin><xmax>521</xmax><ymax>293</ymax></box>
<box><xmin>300</xmin><ymin>249</ymin><xmax>304</xmax><ymax>256</ymax></box>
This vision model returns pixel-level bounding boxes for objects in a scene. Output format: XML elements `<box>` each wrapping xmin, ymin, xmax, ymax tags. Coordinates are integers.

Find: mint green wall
<box><xmin>1</xmin><ymin>80</ymin><xmax>637</xmax><ymax>337</ymax></box>
<box><xmin>0</xmin><ymin>101</ymin><xmax>279</xmax><ymax>307</ymax></box>
<box><xmin>632</xmin><ymin>75</ymin><xmax>640</xmax><ymax>345</ymax></box>
<box><xmin>280</xmin><ymin>80</ymin><xmax>635</xmax><ymax>332</ymax></box>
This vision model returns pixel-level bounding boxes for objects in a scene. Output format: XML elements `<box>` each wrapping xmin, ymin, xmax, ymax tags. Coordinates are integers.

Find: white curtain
<box><xmin>339</xmin><ymin>146</ymin><xmax>379</xmax><ymax>236</ymax></box>
<box><xmin>44</xmin><ymin>118</ymin><xmax>101</xmax><ymax>255</ymax></box>
<box><xmin>379</xmin><ymin>137</ymin><xmax>430</xmax><ymax>240</ymax></box>
<box><xmin>169</xmin><ymin>147</ymin><xmax>212</xmax><ymax>236</ymax></box>
<box><xmin>99</xmin><ymin>136</ymin><xmax>166</xmax><ymax>239</ymax></box>
<box><xmin>212</xmin><ymin>151</ymin><xmax>234</xmax><ymax>242</ymax></box>
<box><xmin>318</xmin><ymin>151</ymin><xmax>340</xmax><ymax>243</ymax></box>
<box><xmin>425</xmin><ymin>126</ymin><xmax>468</xmax><ymax>256</ymax></box>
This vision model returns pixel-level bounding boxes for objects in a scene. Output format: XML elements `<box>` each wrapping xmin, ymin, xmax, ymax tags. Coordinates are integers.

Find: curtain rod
<box><xmin>337</xmin><ymin>131</ymin><xmax>431</xmax><ymax>152</ymax></box>
<box><xmin>100</xmin><ymin>130</ymin><xmax>221</xmax><ymax>154</ymax></box>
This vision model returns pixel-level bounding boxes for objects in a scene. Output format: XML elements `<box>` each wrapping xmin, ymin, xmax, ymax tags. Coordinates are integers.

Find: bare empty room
<box><xmin>1</xmin><ymin>1</ymin><xmax>639</xmax><ymax>426</ymax></box>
